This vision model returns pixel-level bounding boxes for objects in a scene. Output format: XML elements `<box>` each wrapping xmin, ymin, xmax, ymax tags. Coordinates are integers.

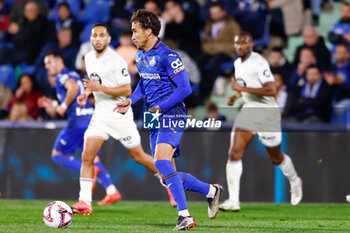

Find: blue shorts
<box><xmin>53</xmin><ymin>127</ymin><xmax>102</xmax><ymax>156</ymax></box>
<box><xmin>149</xmin><ymin>104</ymin><xmax>187</xmax><ymax>158</ymax></box>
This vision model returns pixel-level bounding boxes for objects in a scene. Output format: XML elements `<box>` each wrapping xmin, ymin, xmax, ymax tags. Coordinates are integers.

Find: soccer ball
<box><xmin>43</xmin><ymin>201</ymin><xmax>73</xmax><ymax>228</ymax></box>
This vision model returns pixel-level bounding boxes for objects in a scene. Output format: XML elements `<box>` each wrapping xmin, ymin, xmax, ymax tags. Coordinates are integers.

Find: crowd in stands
<box><xmin>0</xmin><ymin>0</ymin><xmax>349</xmax><ymax>126</ymax></box>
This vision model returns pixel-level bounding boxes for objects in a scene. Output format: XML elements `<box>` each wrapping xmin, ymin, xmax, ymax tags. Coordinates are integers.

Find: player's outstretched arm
<box><xmin>57</xmin><ymin>79</ymin><xmax>79</xmax><ymax>116</ymax></box>
<box><xmin>83</xmin><ymin>79</ymin><xmax>132</xmax><ymax>97</ymax></box>
<box><xmin>114</xmin><ymin>81</ymin><xmax>145</xmax><ymax>114</ymax></box>
<box><xmin>157</xmin><ymin>71</ymin><xmax>192</xmax><ymax>113</ymax></box>
<box><xmin>230</xmin><ymin>77</ymin><xmax>276</xmax><ymax>96</ymax></box>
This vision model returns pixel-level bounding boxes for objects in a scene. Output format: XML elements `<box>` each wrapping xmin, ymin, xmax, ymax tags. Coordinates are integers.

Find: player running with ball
<box><xmin>116</xmin><ymin>10</ymin><xmax>222</xmax><ymax>231</ymax></box>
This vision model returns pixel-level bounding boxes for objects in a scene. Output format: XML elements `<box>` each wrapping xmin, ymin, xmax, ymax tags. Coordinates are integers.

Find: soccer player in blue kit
<box><xmin>116</xmin><ymin>10</ymin><xmax>223</xmax><ymax>230</ymax></box>
<box><xmin>39</xmin><ymin>50</ymin><xmax>122</xmax><ymax>205</ymax></box>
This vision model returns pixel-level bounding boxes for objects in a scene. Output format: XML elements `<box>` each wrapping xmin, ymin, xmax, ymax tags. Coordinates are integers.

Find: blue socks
<box><xmin>94</xmin><ymin>161</ymin><xmax>114</xmax><ymax>189</ymax></box>
<box><xmin>178</xmin><ymin>172</ymin><xmax>210</xmax><ymax>196</ymax></box>
<box><xmin>155</xmin><ymin>160</ymin><xmax>188</xmax><ymax>211</ymax></box>
<box><xmin>52</xmin><ymin>155</ymin><xmax>81</xmax><ymax>172</ymax></box>
<box><xmin>52</xmin><ymin>155</ymin><xmax>113</xmax><ymax>191</ymax></box>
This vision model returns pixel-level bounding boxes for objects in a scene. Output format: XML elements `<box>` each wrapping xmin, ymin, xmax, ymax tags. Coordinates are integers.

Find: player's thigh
<box><xmin>52</xmin><ymin>127</ymin><xmax>86</xmax><ymax>155</ymax></box>
<box><xmin>82</xmin><ymin>137</ymin><xmax>105</xmax><ymax>160</ymax></box>
<box><xmin>106</xmin><ymin>117</ymin><xmax>141</xmax><ymax>149</ymax></box>
<box><xmin>230</xmin><ymin>128</ymin><xmax>255</xmax><ymax>157</ymax></box>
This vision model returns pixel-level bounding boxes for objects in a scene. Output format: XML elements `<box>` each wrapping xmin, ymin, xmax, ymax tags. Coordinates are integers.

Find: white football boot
<box><xmin>291</xmin><ymin>177</ymin><xmax>303</xmax><ymax>206</ymax></box>
<box><xmin>219</xmin><ymin>199</ymin><xmax>240</xmax><ymax>212</ymax></box>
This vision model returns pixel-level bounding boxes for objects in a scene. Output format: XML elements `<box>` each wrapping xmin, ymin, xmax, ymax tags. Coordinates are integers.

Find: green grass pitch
<box><xmin>1</xmin><ymin>200</ymin><xmax>350</xmax><ymax>232</ymax></box>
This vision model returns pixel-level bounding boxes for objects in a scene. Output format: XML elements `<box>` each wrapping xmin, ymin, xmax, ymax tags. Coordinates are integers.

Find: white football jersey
<box><xmin>85</xmin><ymin>47</ymin><xmax>132</xmax><ymax>118</ymax></box>
<box><xmin>234</xmin><ymin>52</ymin><xmax>277</xmax><ymax>107</ymax></box>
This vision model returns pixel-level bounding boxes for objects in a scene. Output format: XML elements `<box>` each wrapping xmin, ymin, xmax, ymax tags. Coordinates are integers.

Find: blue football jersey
<box><xmin>135</xmin><ymin>39</ymin><xmax>187</xmax><ymax>109</ymax></box>
<box><xmin>55</xmin><ymin>68</ymin><xmax>94</xmax><ymax>128</ymax></box>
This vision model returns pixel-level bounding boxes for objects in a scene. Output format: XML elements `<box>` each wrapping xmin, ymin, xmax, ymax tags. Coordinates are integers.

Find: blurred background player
<box><xmin>117</xmin><ymin>10</ymin><xmax>222</xmax><ymax>231</ymax></box>
<box><xmin>39</xmin><ymin>50</ymin><xmax>122</xmax><ymax>205</ymax></box>
<box><xmin>219</xmin><ymin>32</ymin><xmax>303</xmax><ymax>211</ymax></box>
<box><xmin>71</xmin><ymin>23</ymin><xmax>175</xmax><ymax>215</ymax></box>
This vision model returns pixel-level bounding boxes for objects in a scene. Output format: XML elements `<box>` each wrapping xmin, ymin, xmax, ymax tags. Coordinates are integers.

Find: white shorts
<box><xmin>232</xmin><ymin>107</ymin><xmax>282</xmax><ymax>147</ymax></box>
<box><xmin>84</xmin><ymin>113</ymin><xmax>141</xmax><ymax>148</ymax></box>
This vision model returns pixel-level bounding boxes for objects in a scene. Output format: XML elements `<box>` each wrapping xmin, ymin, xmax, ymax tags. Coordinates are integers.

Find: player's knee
<box><xmin>228</xmin><ymin>148</ymin><xmax>242</xmax><ymax>161</ymax></box>
<box><xmin>81</xmin><ymin>150</ymin><xmax>95</xmax><ymax>164</ymax></box>
<box><xmin>267</xmin><ymin>152</ymin><xmax>283</xmax><ymax>165</ymax></box>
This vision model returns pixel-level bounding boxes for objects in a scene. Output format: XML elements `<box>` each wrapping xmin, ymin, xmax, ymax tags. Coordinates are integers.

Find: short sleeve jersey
<box><xmin>135</xmin><ymin>39</ymin><xmax>186</xmax><ymax>109</ymax></box>
<box><xmin>234</xmin><ymin>52</ymin><xmax>277</xmax><ymax>107</ymax></box>
<box><xmin>56</xmin><ymin>68</ymin><xmax>94</xmax><ymax>127</ymax></box>
<box><xmin>84</xmin><ymin>47</ymin><xmax>131</xmax><ymax>117</ymax></box>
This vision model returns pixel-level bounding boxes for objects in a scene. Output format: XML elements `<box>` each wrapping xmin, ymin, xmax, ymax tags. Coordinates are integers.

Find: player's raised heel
<box><xmin>291</xmin><ymin>177</ymin><xmax>303</xmax><ymax>206</ymax></box>
<box><xmin>207</xmin><ymin>184</ymin><xmax>223</xmax><ymax>219</ymax></box>
<box><xmin>70</xmin><ymin>200</ymin><xmax>93</xmax><ymax>215</ymax></box>
<box><xmin>98</xmin><ymin>190</ymin><xmax>122</xmax><ymax>205</ymax></box>
<box><xmin>219</xmin><ymin>199</ymin><xmax>240</xmax><ymax>212</ymax></box>
<box><xmin>173</xmin><ymin>216</ymin><xmax>197</xmax><ymax>231</ymax></box>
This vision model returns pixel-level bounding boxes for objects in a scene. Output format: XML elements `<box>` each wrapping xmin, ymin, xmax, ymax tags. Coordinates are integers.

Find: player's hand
<box><xmin>77</xmin><ymin>93</ymin><xmax>87</xmax><ymax>107</ymax></box>
<box><xmin>148</xmin><ymin>106</ymin><xmax>162</xmax><ymax>112</ymax></box>
<box><xmin>114</xmin><ymin>98</ymin><xmax>132</xmax><ymax>114</ymax></box>
<box><xmin>38</xmin><ymin>96</ymin><xmax>52</xmax><ymax>108</ymax></box>
<box><xmin>83</xmin><ymin>79</ymin><xmax>101</xmax><ymax>91</ymax></box>
<box><xmin>226</xmin><ymin>92</ymin><xmax>241</xmax><ymax>106</ymax></box>
<box><xmin>56</xmin><ymin>105</ymin><xmax>66</xmax><ymax>116</ymax></box>
<box><xmin>230</xmin><ymin>77</ymin><xmax>242</xmax><ymax>91</ymax></box>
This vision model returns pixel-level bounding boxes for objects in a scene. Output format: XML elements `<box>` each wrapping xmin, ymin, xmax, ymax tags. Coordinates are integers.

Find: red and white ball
<box><xmin>43</xmin><ymin>201</ymin><xmax>73</xmax><ymax>228</ymax></box>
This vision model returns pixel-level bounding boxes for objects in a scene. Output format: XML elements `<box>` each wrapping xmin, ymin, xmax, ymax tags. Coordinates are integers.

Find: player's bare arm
<box><xmin>230</xmin><ymin>77</ymin><xmax>276</xmax><ymax>96</ymax></box>
<box><xmin>148</xmin><ymin>106</ymin><xmax>162</xmax><ymax>112</ymax></box>
<box><xmin>83</xmin><ymin>79</ymin><xmax>132</xmax><ymax>97</ymax></box>
<box><xmin>56</xmin><ymin>78</ymin><xmax>79</xmax><ymax>116</ymax></box>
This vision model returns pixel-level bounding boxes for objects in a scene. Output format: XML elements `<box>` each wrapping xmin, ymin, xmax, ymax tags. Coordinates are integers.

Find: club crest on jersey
<box><xmin>263</xmin><ymin>69</ymin><xmax>271</xmax><ymax>78</ymax></box>
<box><xmin>149</xmin><ymin>56</ymin><xmax>156</xmax><ymax>66</ymax></box>
<box><xmin>89</xmin><ymin>72</ymin><xmax>102</xmax><ymax>84</ymax></box>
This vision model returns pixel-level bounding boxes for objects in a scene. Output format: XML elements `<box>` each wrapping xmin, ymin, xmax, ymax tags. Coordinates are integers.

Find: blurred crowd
<box><xmin>0</xmin><ymin>0</ymin><xmax>348</xmax><ymax>125</ymax></box>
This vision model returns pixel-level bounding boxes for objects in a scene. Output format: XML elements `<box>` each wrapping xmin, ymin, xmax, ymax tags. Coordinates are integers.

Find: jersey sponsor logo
<box><xmin>263</xmin><ymin>69</ymin><xmax>271</xmax><ymax>78</ymax></box>
<box><xmin>236</xmin><ymin>77</ymin><xmax>247</xmax><ymax>87</ymax></box>
<box><xmin>121</xmin><ymin>68</ymin><xmax>129</xmax><ymax>77</ymax></box>
<box><xmin>168</xmin><ymin>54</ymin><xmax>177</xmax><ymax>57</ymax></box>
<box><xmin>140</xmin><ymin>73</ymin><xmax>161</xmax><ymax>80</ymax></box>
<box><xmin>171</xmin><ymin>58</ymin><xmax>185</xmax><ymax>74</ymax></box>
<box><xmin>89</xmin><ymin>72</ymin><xmax>102</xmax><ymax>84</ymax></box>
<box><xmin>75</xmin><ymin>107</ymin><xmax>94</xmax><ymax>116</ymax></box>
<box><xmin>149</xmin><ymin>56</ymin><xmax>156</xmax><ymax>66</ymax></box>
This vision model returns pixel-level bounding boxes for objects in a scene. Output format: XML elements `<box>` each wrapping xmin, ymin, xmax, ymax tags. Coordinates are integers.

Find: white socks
<box><xmin>206</xmin><ymin>184</ymin><xmax>216</xmax><ymax>198</ymax></box>
<box><xmin>79</xmin><ymin>178</ymin><xmax>93</xmax><ymax>203</ymax></box>
<box><xmin>178</xmin><ymin>209</ymin><xmax>190</xmax><ymax>217</ymax></box>
<box><xmin>106</xmin><ymin>185</ymin><xmax>117</xmax><ymax>195</ymax></box>
<box><xmin>226</xmin><ymin>160</ymin><xmax>242</xmax><ymax>203</ymax></box>
<box><xmin>278</xmin><ymin>154</ymin><xmax>298</xmax><ymax>186</ymax></box>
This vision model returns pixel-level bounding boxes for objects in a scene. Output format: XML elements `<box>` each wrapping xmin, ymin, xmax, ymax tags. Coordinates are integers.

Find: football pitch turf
<box><xmin>0</xmin><ymin>200</ymin><xmax>350</xmax><ymax>232</ymax></box>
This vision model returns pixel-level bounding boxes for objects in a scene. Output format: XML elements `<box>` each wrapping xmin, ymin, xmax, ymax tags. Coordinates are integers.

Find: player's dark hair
<box><xmin>130</xmin><ymin>9</ymin><xmax>161</xmax><ymax>36</ymax></box>
<box><xmin>237</xmin><ymin>31</ymin><xmax>253</xmax><ymax>41</ymax></box>
<box><xmin>58</xmin><ymin>2</ymin><xmax>70</xmax><ymax>10</ymax></box>
<box><xmin>45</xmin><ymin>50</ymin><xmax>64</xmax><ymax>61</ymax></box>
<box><xmin>270</xmin><ymin>47</ymin><xmax>283</xmax><ymax>53</ymax></box>
<box><xmin>91</xmin><ymin>23</ymin><xmax>110</xmax><ymax>35</ymax></box>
